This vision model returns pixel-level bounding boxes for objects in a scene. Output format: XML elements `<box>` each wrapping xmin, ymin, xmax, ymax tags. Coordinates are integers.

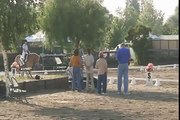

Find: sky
<box><xmin>102</xmin><ymin>0</ymin><xmax>178</xmax><ymax>22</ymax></box>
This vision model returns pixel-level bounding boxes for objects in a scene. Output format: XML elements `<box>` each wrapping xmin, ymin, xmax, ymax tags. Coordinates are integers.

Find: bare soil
<box><xmin>0</xmin><ymin>68</ymin><xmax>179</xmax><ymax>120</ymax></box>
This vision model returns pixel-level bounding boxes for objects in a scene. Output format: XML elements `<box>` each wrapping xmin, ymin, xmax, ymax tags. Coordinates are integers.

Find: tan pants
<box><xmin>86</xmin><ymin>72</ymin><xmax>95</xmax><ymax>91</ymax></box>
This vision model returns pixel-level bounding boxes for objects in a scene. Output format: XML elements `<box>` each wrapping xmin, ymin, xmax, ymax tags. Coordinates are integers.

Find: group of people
<box><xmin>69</xmin><ymin>43</ymin><xmax>131</xmax><ymax>95</ymax></box>
<box><xmin>69</xmin><ymin>48</ymin><xmax>108</xmax><ymax>94</ymax></box>
<box><xmin>12</xmin><ymin>40</ymin><xmax>131</xmax><ymax>95</ymax></box>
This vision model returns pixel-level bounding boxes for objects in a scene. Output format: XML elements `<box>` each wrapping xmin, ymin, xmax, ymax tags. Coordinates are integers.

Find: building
<box><xmin>148</xmin><ymin>35</ymin><xmax>179</xmax><ymax>65</ymax></box>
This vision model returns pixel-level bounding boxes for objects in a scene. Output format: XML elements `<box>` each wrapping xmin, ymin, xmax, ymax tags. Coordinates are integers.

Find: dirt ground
<box><xmin>0</xmin><ymin>68</ymin><xmax>179</xmax><ymax>120</ymax></box>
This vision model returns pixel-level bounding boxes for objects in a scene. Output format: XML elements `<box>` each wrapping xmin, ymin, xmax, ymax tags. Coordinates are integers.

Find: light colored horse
<box><xmin>14</xmin><ymin>53</ymin><xmax>40</xmax><ymax>69</ymax></box>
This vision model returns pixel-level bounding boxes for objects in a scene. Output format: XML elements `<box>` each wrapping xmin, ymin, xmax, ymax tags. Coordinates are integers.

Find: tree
<box><xmin>125</xmin><ymin>25</ymin><xmax>152</xmax><ymax>65</ymax></box>
<box><xmin>163</xmin><ymin>6</ymin><xmax>179</xmax><ymax>35</ymax></box>
<box><xmin>138</xmin><ymin>0</ymin><xmax>164</xmax><ymax>35</ymax></box>
<box><xmin>123</xmin><ymin>0</ymin><xmax>140</xmax><ymax>33</ymax></box>
<box><xmin>41</xmin><ymin>0</ymin><xmax>109</xmax><ymax>51</ymax></box>
<box><xmin>109</xmin><ymin>0</ymin><xmax>140</xmax><ymax>48</ymax></box>
<box><xmin>105</xmin><ymin>17</ymin><xmax>125</xmax><ymax>49</ymax></box>
<box><xmin>0</xmin><ymin>0</ymin><xmax>39</xmax><ymax>94</ymax></box>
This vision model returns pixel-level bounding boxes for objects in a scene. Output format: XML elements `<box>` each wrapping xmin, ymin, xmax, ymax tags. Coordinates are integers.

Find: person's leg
<box><xmin>20</xmin><ymin>53</ymin><xmax>26</xmax><ymax>66</ymax></box>
<box><xmin>118</xmin><ymin>64</ymin><xmax>123</xmax><ymax>94</ymax></box>
<box><xmin>22</xmin><ymin>52</ymin><xmax>25</xmax><ymax>61</ymax></box>
<box><xmin>102</xmin><ymin>73</ymin><xmax>107</xmax><ymax>93</ymax></box>
<box><xmin>86</xmin><ymin>73</ymin><xmax>90</xmax><ymax>91</ymax></box>
<box><xmin>90</xmin><ymin>72</ymin><xmax>95</xmax><ymax>90</ymax></box>
<box><xmin>97</xmin><ymin>75</ymin><xmax>103</xmax><ymax>94</ymax></box>
<box><xmin>25</xmin><ymin>54</ymin><xmax>28</xmax><ymax>62</ymax></box>
<box><xmin>123</xmin><ymin>63</ymin><xmax>129</xmax><ymax>94</ymax></box>
<box><xmin>76</xmin><ymin>67</ymin><xmax>82</xmax><ymax>91</ymax></box>
<box><xmin>72</xmin><ymin>67</ymin><xmax>77</xmax><ymax>91</ymax></box>
<box><xmin>80</xmin><ymin>69</ymin><xmax>84</xmax><ymax>90</ymax></box>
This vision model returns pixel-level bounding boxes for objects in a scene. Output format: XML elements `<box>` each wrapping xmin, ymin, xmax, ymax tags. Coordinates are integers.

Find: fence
<box><xmin>94</xmin><ymin>64</ymin><xmax>179</xmax><ymax>86</ymax></box>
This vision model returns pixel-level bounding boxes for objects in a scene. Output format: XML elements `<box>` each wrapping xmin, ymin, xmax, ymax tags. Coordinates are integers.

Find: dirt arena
<box><xmin>0</xmin><ymin>68</ymin><xmax>179</xmax><ymax>120</ymax></box>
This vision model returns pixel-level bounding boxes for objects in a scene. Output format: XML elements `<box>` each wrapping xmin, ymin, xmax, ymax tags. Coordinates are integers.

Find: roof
<box><xmin>25</xmin><ymin>31</ymin><xmax>45</xmax><ymax>42</ymax></box>
<box><xmin>151</xmin><ymin>35</ymin><xmax>179</xmax><ymax>40</ymax></box>
<box><xmin>158</xmin><ymin>35</ymin><xmax>179</xmax><ymax>40</ymax></box>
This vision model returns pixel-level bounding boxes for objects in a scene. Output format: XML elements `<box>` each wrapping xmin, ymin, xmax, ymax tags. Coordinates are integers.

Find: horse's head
<box><xmin>14</xmin><ymin>55</ymin><xmax>21</xmax><ymax>66</ymax></box>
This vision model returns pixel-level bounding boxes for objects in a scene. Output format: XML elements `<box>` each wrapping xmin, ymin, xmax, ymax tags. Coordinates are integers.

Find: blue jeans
<box><xmin>72</xmin><ymin>67</ymin><xmax>82</xmax><ymax>91</ymax></box>
<box><xmin>97</xmin><ymin>73</ymin><xmax>107</xmax><ymax>94</ymax></box>
<box><xmin>117</xmin><ymin>63</ymin><xmax>129</xmax><ymax>93</ymax></box>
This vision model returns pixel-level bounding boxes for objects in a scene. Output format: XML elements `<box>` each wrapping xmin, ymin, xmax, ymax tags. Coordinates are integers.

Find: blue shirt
<box><xmin>116</xmin><ymin>47</ymin><xmax>131</xmax><ymax>64</ymax></box>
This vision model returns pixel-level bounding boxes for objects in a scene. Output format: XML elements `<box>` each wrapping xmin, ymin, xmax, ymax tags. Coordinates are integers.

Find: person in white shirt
<box><xmin>21</xmin><ymin>40</ymin><xmax>30</xmax><ymax>64</ymax></box>
<box><xmin>83</xmin><ymin>48</ymin><xmax>95</xmax><ymax>92</ymax></box>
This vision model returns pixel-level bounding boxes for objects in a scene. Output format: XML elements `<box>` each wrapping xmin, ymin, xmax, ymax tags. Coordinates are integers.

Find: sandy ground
<box><xmin>0</xmin><ymin>68</ymin><xmax>179</xmax><ymax>120</ymax></box>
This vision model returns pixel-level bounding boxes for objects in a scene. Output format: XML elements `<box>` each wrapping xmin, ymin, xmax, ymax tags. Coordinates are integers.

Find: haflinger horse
<box><xmin>14</xmin><ymin>53</ymin><xmax>40</xmax><ymax>68</ymax></box>
<box><xmin>12</xmin><ymin>53</ymin><xmax>40</xmax><ymax>77</ymax></box>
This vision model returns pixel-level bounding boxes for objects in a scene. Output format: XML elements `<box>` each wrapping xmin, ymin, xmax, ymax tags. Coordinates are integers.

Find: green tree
<box><xmin>105</xmin><ymin>17</ymin><xmax>125</xmax><ymax>49</ymax></box>
<box><xmin>138</xmin><ymin>0</ymin><xmax>164</xmax><ymax>35</ymax></box>
<box><xmin>108</xmin><ymin>0</ymin><xmax>140</xmax><ymax>48</ymax></box>
<box><xmin>125</xmin><ymin>25</ymin><xmax>152</xmax><ymax>65</ymax></box>
<box><xmin>163</xmin><ymin>6</ymin><xmax>179</xmax><ymax>35</ymax></box>
<box><xmin>0</xmin><ymin>0</ymin><xmax>39</xmax><ymax>87</ymax></box>
<box><xmin>123</xmin><ymin>0</ymin><xmax>140</xmax><ymax>33</ymax></box>
<box><xmin>41</xmin><ymin>0</ymin><xmax>108</xmax><ymax>51</ymax></box>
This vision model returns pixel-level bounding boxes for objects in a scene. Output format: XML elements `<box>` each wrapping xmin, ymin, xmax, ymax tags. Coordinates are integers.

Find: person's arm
<box><xmin>129</xmin><ymin>49</ymin><xmax>133</xmax><ymax>65</ymax></box>
<box><xmin>27</xmin><ymin>44</ymin><xmax>30</xmax><ymax>54</ymax></box>
<box><xmin>83</xmin><ymin>55</ymin><xmax>87</xmax><ymax>67</ymax></box>
<box><xmin>22</xmin><ymin>44</ymin><xmax>26</xmax><ymax>51</ymax></box>
<box><xmin>105</xmin><ymin>59</ymin><xmax>108</xmax><ymax>73</ymax></box>
<box><xmin>69</xmin><ymin>56</ymin><xmax>73</xmax><ymax>67</ymax></box>
<box><xmin>92</xmin><ymin>55</ymin><xmax>94</xmax><ymax>67</ymax></box>
<box><xmin>27</xmin><ymin>49</ymin><xmax>30</xmax><ymax>54</ymax></box>
<box><xmin>95</xmin><ymin>60</ymin><xmax>98</xmax><ymax>69</ymax></box>
<box><xmin>23</xmin><ymin>44</ymin><xmax>30</xmax><ymax>53</ymax></box>
<box><xmin>128</xmin><ymin>49</ymin><xmax>131</xmax><ymax>60</ymax></box>
<box><xmin>79</xmin><ymin>56</ymin><xmax>83</xmax><ymax>69</ymax></box>
<box><xmin>27</xmin><ymin>50</ymin><xmax>30</xmax><ymax>54</ymax></box>
<box><xmin>116</xmin><ymin>49</ymin><xmax>120</xmax><ymax>62</ymax></box>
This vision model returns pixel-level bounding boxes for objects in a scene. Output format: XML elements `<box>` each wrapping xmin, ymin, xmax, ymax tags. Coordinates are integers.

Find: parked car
<box><xmin>65</xmin><ymin>66</ymin><xmax>97</xmax><ymax>89</ymax></box>
<box><xmin>114</xmin><ymin>42</ymin><xmax>136</xmax><ymax>61</ymax></box>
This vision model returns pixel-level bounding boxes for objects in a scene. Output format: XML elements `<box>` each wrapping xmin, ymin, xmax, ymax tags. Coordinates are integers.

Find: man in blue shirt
<box><xmin>116</xmin><ymin>43</ymin><xmax>131</xmax><ymax>95</ymax></box>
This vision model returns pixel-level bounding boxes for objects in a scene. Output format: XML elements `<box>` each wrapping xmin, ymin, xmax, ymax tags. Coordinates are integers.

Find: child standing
<box><xmin>95</xmin><ymin>51</ymin><xmax>108</xmax><ymax>94</ymax></box>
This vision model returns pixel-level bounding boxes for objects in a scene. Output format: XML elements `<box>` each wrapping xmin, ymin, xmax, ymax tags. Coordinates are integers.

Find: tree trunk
<box><xmin>0</xmin><ymin>38</ymin><xmax>10</xmax><ymax>97</ymax></box>
<box><xmin>75</xmin><ymin>39</ymin><xmax>80</xmax><ymax>49</ymax></box>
